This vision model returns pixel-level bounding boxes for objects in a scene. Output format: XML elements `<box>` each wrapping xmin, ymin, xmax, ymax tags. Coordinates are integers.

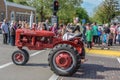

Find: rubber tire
<box><xmin>48</xmin><ymin>44</ymin><xmax>80</xmax><ymax>76</ymax></box>
<box><xmin>20</xmin><ymin>49</ymin><xmax>29</xmax><ymax>63</ymax></box>
<box><xmin>12</xmin><ymin>50</ymin><xmax>28</xmax><ymax>65</ymax></box>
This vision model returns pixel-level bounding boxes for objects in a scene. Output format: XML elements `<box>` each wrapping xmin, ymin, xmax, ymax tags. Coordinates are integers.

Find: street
<box><xmin>0</xmin><ymin>34</ymin><xmax>120</xmax><ymax>80</ymax></box>
<box><xmin>60</xmin><ymin>55</ymin><xmax>120</xmax><ymax>80</ymax></box>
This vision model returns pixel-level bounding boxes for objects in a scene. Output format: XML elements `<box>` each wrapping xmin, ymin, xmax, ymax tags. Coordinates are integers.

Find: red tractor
<box><xmin>12</xmin><ymin>28</ymin><xmax>85</xmax><ymax>76</ymax></box>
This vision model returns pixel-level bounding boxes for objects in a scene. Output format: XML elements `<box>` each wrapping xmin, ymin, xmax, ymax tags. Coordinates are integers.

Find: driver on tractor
<box><xmin>63</xmin><ymin>26</ymin><xmax>87</xmax><ymax>63</ymax></box>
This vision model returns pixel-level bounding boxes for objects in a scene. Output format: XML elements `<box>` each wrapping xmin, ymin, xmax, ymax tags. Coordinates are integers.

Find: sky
<box><xmin>81</xmin><ymin>0</ymin><xmax>103</xmax><ymax>16</ymax></box>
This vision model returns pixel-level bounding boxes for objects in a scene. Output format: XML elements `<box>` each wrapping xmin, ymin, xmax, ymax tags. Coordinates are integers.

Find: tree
<box><xmin>56</xmin><ymin>0</ymin><xmax>83</xmax><ymax>23</ymax></box>
<box><xmin>27</xmin><ymin>0</ymin><xmax>83</xmax><ymax>23</ymax></box>
<box><xmin>7</xmin><ymin>0</ymin><xmax>87</xmax><ymax>24</ymax></box>
<box><xmin>27</xmin><ymin>0</ymin><xmax>53</xmax><ymax>22</ymax></box>
<box><xmin>75</xmin><ymin>7</ymin><xmax>89</xmax><ymax>23</ymax></box>
<box><xmin>92</xmin><ymin>0</ymin><xmax>117</xmax><ymax>24</ymax></box>
<box><xmin>7</xmin><ymin>0</ymin><xmax>13</xmax><ymax>2</ymax></box>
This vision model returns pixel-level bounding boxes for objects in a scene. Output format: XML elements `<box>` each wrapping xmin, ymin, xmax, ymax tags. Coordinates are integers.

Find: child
<box><xmin>117</xmin><ymin>26</ymin><xmax>120</xmax><ymax>45</ymax></box>
<box><xmin>108</xmin><ymin>32</ymin><xmax>114</xmax><ymax>46</ymax></box>
<box><xmin>86</xmin><ymin>24</ymin><xmax>93</xmax><ymax>49</ymax></box>
<box><xmin>101</xmin><ymin>31</ymin><xmax>109</xmax><ymax>49</ymax></box>
<box><xmin>98</xmin><ymin>28</ymin><xmax>102</xmax><ymax>45</ymax></box>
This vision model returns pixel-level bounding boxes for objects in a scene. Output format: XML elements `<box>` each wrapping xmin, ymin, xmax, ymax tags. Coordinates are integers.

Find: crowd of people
<box><xmin>1</xmin><ymin>18</ymin><xmax>120</xmax><ymax>50</ymax></box>
<box><xmin>83</xmin><ymin>22</ymin><xmax>120</xmax><ymax>49</ymax></box>
<box><xmin>0</xmin><ymin>19</ymin><xmax>49</xmax><ymax>46</ymax></box>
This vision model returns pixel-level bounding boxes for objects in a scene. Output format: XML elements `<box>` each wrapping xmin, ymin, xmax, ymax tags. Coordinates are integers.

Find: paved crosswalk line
<box><xmin>49</xmin><ymin>74</ymin><xmax>59</xmax><ymax>80</ymax></box>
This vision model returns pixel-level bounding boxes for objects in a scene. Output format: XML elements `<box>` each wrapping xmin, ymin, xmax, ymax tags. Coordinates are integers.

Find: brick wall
<box><xmin>0</xmin><ymin>0</ymin><xmax>6</xmax><ymax>21</ymax></box>
<box><xmin>0</xmin><ymin>0</ymin><xmax>36</xmax><ymax>22</ymax></box>
<box><xmin>7</xmin><ymin>6</ymin><xmax>36</xmax><ymax>22</ymax></box>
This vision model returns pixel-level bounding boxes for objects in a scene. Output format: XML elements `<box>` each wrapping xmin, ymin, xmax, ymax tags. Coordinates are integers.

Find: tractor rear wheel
<box><xmin>48</xmin><ymin>44</ymin><xmax>80</xmax><ymax>76</ymax></box>
<box><xmin>12</xmin><ymin>49</ymin><xmax>29</xmax><ymax>65</ymax></box>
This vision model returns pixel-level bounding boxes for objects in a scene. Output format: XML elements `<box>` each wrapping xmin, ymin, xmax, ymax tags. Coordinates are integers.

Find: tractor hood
<box><xmin>16</xmin><ymin>29</ymin><xmax>55</xmax><ymax>37</ymax></box>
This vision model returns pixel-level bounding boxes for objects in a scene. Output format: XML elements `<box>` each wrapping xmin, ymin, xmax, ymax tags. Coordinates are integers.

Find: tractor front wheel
<box><xmin>20</xmin><ymin>49</ymin><xmax>29</xmax><ymax>63</ymax></box>
<box><xmin>48</xmin><ymin>44</ymin><xmax>80</xmax><ymax>76</ymax></box>
<box><xmin>12</xmin><ymin>49</ymin><xmax>29</xmax><ymax>65</ymax></box>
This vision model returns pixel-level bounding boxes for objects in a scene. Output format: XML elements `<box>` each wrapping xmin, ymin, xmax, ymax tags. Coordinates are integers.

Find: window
<box><xmin>11</xmin><ymin>11</ymin><xmax>15</xmax><ymax>21</ymax></box>
<box><xmin>0</xmin><ymin>12</ymin><xmax>5</xmax><ymax>22</ymax></box>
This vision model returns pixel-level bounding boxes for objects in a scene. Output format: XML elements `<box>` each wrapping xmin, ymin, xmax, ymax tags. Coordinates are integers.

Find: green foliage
<box><xmin>55</xmin><ymin>0</ymin><xmax>89</xmax><ymax>24</ymax></box>
<box><xmin>27</xmin><ymin>0</ymin><xmax>53</xmax><ymax>21</ymax></box>
<box><xmin>7</xmin><ymin>0</ymin><xmax>13</xmax><ymax>2</ymax></box>
<box><xmin>27</xmin><ymin>0</ymin><xmax>84</xmax><ymax>23</ymax></box>
<box><xmin>57</xmin><ymin>0</ymin><xmax>76</xmax><ymax>23</ymax></box>
<box><xmin>92</xmin><ymin>0</ymin><xmax>117</xmax><ymax>24</ymax></box>
<box><xmin>14</xmin><ymin>0</ymin><xmax>28</xmax><ymax>5</ymax></box>
<box><xmin>7</xmin><ymin>0</ymin><xmax>89</xmax><ymax>24</ymax></box>
<box><xmin>75</xmin><ymin>7</ymin><xmax>89</xmax><ymax>23</ymax></box>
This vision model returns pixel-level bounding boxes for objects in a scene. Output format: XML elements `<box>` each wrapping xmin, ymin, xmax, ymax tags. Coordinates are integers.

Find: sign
<box><xmin>51</xmin><ymin>15</ymin><xmax>58</xmax><ymax>25</ymax></box>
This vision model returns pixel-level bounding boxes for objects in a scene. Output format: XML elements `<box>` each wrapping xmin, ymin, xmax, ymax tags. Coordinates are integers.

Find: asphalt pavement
<box><xmin>60</xmin><ymin>54</ymin><xmax>120</xmax><ymax>80</ymax></box>
<box><xmin>0</xmin><ymin>34</ymin><xmax>55</xmax><ymax>80</ymax></box>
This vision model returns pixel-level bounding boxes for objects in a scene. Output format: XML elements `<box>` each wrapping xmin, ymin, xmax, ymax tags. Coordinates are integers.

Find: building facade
<box><xmin>0</xmin><ymin>0</ymin><xmax>6</xmax><ymax>22</ymax></box>
<box><xmin>0</xmin><ymin>0</ymin><xmax>36</xmax><ymax>22</ymax></box>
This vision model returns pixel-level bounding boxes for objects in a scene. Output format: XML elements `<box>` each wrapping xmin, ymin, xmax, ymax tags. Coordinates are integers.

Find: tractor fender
<box><xmin>53</xmin><ymin>41</ymin><xmax>78</xmax><ymax>47</ymax></box>
<box><xmin>53</xmin><ymin>41</ymin><xmax>83</xmax><ymax>54</ymax></box>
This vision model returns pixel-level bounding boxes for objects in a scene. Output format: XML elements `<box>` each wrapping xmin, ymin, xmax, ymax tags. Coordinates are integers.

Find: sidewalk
<box><xmin>86</xmin><ymin>44</ymin><xmax>120</xmax><ymax>57</ymax></box>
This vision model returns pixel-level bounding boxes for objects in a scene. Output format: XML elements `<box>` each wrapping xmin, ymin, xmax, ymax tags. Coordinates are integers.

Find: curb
<box><xmin>85</xmin><ymin>48</ymin><xmax>120</xmax><ymax>57</ymax></box>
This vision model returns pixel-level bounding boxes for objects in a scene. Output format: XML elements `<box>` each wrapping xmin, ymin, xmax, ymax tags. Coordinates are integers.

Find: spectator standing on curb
<box><xmin>117</xmin><ymin>25</ymin><xmax>120</xmax><ymax>45</ymax></box>
<box><xmin>82</xmin><ymin>24</ymin><xmax>86</xmax><ymax>43</ymax></box>
<box><xmin>110</xmin><ymin>23</ymin><xmax>117</xmax><ymax>44</ymax></box>
<box><xmin>32</xmin><ymin>23</ymin><xmax>37</xmax><ymax>30</ymax></box>
<box><xmin>108</xmin><ymin>32</ymin><xmax>114</xmax><ymax>46</ymax></box>
<box><xmin>10</xmin><ymin>21</ymin><xmax>16</xmax><ymax>46</ymax></box>
<box><xmin>101</xmin><ymin>30</ymin><xmax>109</xmax><ymax>49</ymax></box>
<box><xmin>86</xmin><ymin>23</ymin><xmax>93</xmax><ymax>49</ymax></box>
<box><xmin>17</xmin><ymin>21</ymin><xmax>22</xmax><ymax>29</ymax></box>
<box><xmin>1</xmin><ymin>19</ymin><xmax>9</xmax><ymax>44</ymax></box>
<box><xmin>103</xmin><ymin>23</ymin><xmax>110</xmax><ymax>34</ymax></box>
<box><xmin>45</xmin><ymin>19</ymin><xmax>50</xmax><ymax>31</ymax></box>
<box><xmin>92</xmin><ymin>22</ymin><xmax>99</xmax><ymax>44</ymax></box>
<box><xmin>37</xmin><ymin>22</ymin><xmax>42</xmax><ymax>30</ymax></box>
<box><xmin>41</xmin><ymin>23</ymin><xmax>47</xmax><ymax>30</ymax></box>
<box><xmin>50</xmin><ymin>23</ymin><xmax>58</xmax><ymax>35</ymax></box>
<box><xmin>58</xmin><ymin>24</ymin><xmax>65</xmax><ymax>37</ymax></box>
<box><xmin>97</xmin><ymin>27</ymin><xmax>102</xmax><ymax>45</ymax></box>
<box><xmin>21</xmin><ymin>21</ymin><xmax>26</xmax><ymax>29</ymax></box>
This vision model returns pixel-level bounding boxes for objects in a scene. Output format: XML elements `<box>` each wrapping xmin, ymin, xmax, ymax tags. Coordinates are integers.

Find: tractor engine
<box><xmin>15</xmin><ymin>29</ymin><xmax>61</xmax><ymax>50</ymax></box>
